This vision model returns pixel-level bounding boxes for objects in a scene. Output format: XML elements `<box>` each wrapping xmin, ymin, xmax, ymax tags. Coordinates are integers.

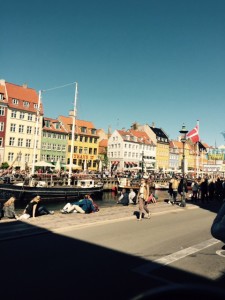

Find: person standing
<box><xmin>137</xmin><ymin>178</ymin><xmax>150</xmax><ymax>220</ymax></box>
<box><xmin>170</xmin><ymin>176</ymin><xmax>179</xmax><ymax>205</ymax></box>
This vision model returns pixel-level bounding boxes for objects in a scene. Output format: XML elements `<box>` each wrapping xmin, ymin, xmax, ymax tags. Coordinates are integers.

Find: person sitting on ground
<box><xmin>117</xmin><ymin>188</ymin><xmax>129</xmax><ymax>206</ymax></box>
<box><xmin>60</xmin><ymin>194</ymin><xmax>98</xmax><ymax>214</ymax></box>
<box><xmin>2</xmin><ymin>196</ymin><xmax>19</xmax><ymax>220</ymax></box>
<box><xmin>128</xmin><ymin>188</ymin><xmax>137</xmax><ymax>204</ymax></box>
<box><xmin>19</xmin><ymin>195</ymin><xmax>54</xmax><ymax>219</ymax></box>
<box><xmin>211</xmin><ymin>200</ymin><xmax>225</xmax><ymax>248</ymax></box>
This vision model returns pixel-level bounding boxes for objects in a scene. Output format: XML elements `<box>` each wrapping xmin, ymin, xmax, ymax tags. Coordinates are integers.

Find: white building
<box><xmin>107</xmin><ymin>129</ymin><xmax>156</xmax><ymax>172</ymax></box>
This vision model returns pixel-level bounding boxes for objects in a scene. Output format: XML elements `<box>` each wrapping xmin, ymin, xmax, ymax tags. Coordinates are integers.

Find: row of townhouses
<box><xmin>0</xmin><ymin>80</ymin><xmax>224</xmax><ymax>174</ymax></box>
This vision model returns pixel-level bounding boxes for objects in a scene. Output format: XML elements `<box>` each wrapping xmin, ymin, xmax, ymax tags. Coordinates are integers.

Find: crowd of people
<box><xmin>0</xmin><ymin>193</ymin><xmax>99</xmax><ymax>221</ymax></box>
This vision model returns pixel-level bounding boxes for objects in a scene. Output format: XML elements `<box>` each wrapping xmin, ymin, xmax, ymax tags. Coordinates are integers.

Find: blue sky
<box><xmin>1</xmin><ymin>0</ymin><xmax>225</xmax><ymax>146</ymax></box>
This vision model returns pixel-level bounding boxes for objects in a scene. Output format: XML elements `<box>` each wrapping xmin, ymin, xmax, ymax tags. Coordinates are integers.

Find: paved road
<box><xmin>0</xmin><ymin>201</ymin><xmax>197</xmax><ymax>241</ymax></box>
<box><xmin>1</xmin><ymin>201</ymin><xmax>225</xmax><ymax>300</ymax></box>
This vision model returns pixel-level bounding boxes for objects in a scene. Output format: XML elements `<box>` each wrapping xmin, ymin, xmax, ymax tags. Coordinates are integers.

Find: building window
<box><xmin>57</xmin><ymin>144</ymin><xmax>61</xmax><ymax>151</ymax></box>
<box><xmin>26</xmin><ymin>139</ymin><xmax>31</xmax><ymax>148</ymax></box>
<box><xmin>9</xmin><ymin>137</ymin><xmax>15</xmax><ymax>146</ymax></box>
<box><xmin>19</xmin><ymin>112</ymin><xmax>25</xmax><ymax>119</ymax></box>
<box><xmin>52</xmin><ymin>144</ymin><xmax>56</xmax><ymax>150</ymax></box>
<box><xmin>0</xmin><ymin>122</ymin><xmax>4</xmax><ymax>131</ymax></box>
<box><xmin>10</xmin><ymin>124</ymin><xmax>16</xmax><ymax>132</ymax></box>
<box><xmin>0</xmin><ymin>93</ymin><xmax>4</xmax><ymax>100</ymax></box>
<box><xmin>23</xmin><ymin>101</ymin><xmax>29</xmax><ymax>107</ymax></box>
<box><xmin>0</xmin><ymin>106</ymin><xmax>5</xmax><ymax>116</ymax></box>
<box><xmin>18</xmin><ymin>125</ymin><xmax>24</xmax><ymax>133</ymax></box>
<box><xmin>27</xmin><ymin>126</ymin><xmax>32</xmax><ymax>134</ymax></box>
<box><xmin>34</xmin><ymin>104</ymin><xmax>38</xmax><ymax>109</ymax></box>
<box><xmin>62</xmin><ymin>145</ymin><xmax>66</xmax><ymax>151</ymax></box>
<box><xmin>25</xmin><ymin>154</ymin><xmax>30</xmax><ymax>162</ymax></box>
<box><xmin>47</xmin><ymin>143</ymin><xmax>51</xmax><ymax>150</ymax></box>
<box><xmin>0</xmin><ymin>137</ymin><xmax>3</xmax><ymax>146</ymax></box>
<box><xmin>81</xmin><ymin>127</ymin><xmax>87</xmax><ymax>133</ymax></box>
<box><xmin>48</xmin><ymin>133</ymin><xmax>51</xmax><ymax>138</ymax></box>
<box><xmin>18</xmin><ymin>138</ymin><xmax>23</xmax><ymax>147</ymax></box>
<box><xmin>8</xmin><ymin>152</ymin><xmax>14</xmax><ymax>161</ymax></box>
<box><xmin>91</xmin><ymin>128</ymin><xmax>96</xmax><ymax>135</ymax></box>
<box><xmin>12</xmin><ymin>99</ymin><xmax>19</xmax><ymax>105</ymax></box>
<box><xmin>28</xmin><ymin>113</ymin><xmax>32</xmax><ymax>121</ymax></box>
<box><xmin>11</xmin><ymin>110</ymin><xmax>16</xmax><ymax>118</ymax></box>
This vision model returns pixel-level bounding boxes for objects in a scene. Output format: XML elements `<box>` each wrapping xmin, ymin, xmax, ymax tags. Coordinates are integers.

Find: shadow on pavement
<box><xmin>1</xmin><ymin>220</ymin><xmax>225</xmax><ymax>300</ymax></box>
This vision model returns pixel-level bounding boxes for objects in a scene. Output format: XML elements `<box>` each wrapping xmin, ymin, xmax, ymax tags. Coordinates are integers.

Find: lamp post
<box><xmin>141</xmin><ymin>151</ymin><xmax>144</xmax><ymax>175</ymax></box>
<box><xmin>179</xmin><ymin>124</ymin><xmax>188</xmax><ymax>207</ymax></box>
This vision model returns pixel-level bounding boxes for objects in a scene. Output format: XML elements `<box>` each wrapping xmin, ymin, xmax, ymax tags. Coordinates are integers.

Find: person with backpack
<box><xmin>60</xmin><ymin>194</ymin><xmax>98</xmax><ymax>214</ymax></box>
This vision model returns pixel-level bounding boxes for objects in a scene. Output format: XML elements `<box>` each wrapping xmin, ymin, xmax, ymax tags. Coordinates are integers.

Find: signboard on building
<box><xmin>207</xmin><ymin>149</ymin><xmax>225</xmax><ymax>161</ymax></box>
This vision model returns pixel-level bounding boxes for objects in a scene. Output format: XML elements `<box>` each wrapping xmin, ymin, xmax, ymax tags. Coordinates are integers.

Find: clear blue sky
<box><xmin>1</xmin><ymin>0</ymin><xmax>225</xmax><ymax>146</ymax></box>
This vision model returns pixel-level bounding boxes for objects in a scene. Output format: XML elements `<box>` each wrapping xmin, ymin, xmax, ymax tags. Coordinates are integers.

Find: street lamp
<box><xmin>179</xmin><ymin>124</ymin><xmax>188</xmax><ymax>207</ymax></box>
<box><xmin>141</xmin><ymin>151</ymin><xmax>144</xmax><ymax>174</ymax></box>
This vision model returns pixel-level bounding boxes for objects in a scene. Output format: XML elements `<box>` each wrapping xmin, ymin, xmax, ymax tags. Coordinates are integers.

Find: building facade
<box><xmin>0</xmin><ymin>80</ymin><xmax>43</xmax><ymax>170</ymax></box>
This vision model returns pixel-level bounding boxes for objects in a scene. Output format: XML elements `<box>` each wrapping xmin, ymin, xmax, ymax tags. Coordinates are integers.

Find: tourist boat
<box><xmin>152</xmin><ymin>179</ymin><xmax>169</xmax><ymax>190</ymax></box>
<box><xmin>0</xmin><ymin>83</ymin><xmax>104</xmax><ymax>203</ymax></box>
<box><xmin>0</xmin><ymin>176</ymin><xmax>104</xmax><ymax>203</ymax></box>
<box><xmin>117</xmin><ymin>177</ymin><xmax>141</xmax><ymax>193</ymax></box>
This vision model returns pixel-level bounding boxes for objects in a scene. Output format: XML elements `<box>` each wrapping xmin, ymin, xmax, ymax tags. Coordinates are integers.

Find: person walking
<box><xmin>137</xmin><ymin>178</ymin><xmax>150</xmax><ymax>220</ymax></box>
<box><xmin>169</xmin><ymin>176</ymin><xmax>179</xmax><ymax>205</ymax></box>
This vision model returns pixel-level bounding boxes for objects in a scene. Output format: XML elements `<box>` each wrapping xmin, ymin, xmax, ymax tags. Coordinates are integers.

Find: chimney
<box><xmin>23</xmin><ymin>83</ymin><xmax>28</xmax><ymax>89</ymax></box>
<box><xmin>152</xmin><ymin>122</ymin><xmax>155</xmax><ymax>128</ymax></box>
<box><xmin>0</xmin><ymin>79</ymin><xmax>6</xmax><ymax>86</ymax></box>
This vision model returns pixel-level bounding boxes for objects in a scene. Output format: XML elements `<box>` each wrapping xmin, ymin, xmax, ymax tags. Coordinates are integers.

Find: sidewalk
<box><xmin>0</xmin><ymin>201</ymin><xmax>198</xmax><ymax>241</ymax></box>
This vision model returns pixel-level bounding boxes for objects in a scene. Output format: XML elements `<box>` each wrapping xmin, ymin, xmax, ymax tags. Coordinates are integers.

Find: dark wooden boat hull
<box><xmin>0</xmin><ymin>184</ymin><xmax>103</xmax><ymax>204</ymax></box>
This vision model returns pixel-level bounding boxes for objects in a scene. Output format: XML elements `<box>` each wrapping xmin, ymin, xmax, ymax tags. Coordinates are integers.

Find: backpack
<box><xmin>93</xmin><ymin>202</ymin><xmax>100</xmax><ymax>212</ymax></box>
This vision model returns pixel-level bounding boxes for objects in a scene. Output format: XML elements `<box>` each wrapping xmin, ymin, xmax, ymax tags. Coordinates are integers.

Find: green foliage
<box><xmin>1</xmin><ymin>162</ymin><xmax>9</xmax><ymax>169</ymax></box>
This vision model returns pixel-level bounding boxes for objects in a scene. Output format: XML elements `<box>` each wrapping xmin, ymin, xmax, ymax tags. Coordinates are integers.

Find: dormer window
<box><xmin>23</xmin><ymin>101</ymin><xmax>29</xmax><ymax>107</ymax></box>
<box><xmin>34</xmin><ymin>104</ymin><xmax>38</xmax><ymax>109</ymax></box>
<box><xmin>45</xmin><ymin>120</ymin><xmax>50</xmax><ymax>128</ymax></box>
<box><xmin>91</xmin><ymin>128</ymin><xmax>96</xmax><ymax>134</ymax></box>
<box><xmin>12</xmin><ymin>98</ymin><xmax>19</xmax><ymax>105</ymax></box>
<box><xmin>55</xmin><ymin>123</ymin><xmax>60</xmax><ymax>129</ymax></box>
<box><xmin>81</xmin><ymin>126</ymin><xmax>87</xmax><ymax>133</ymax></box>
<box><xmin>0</xmin><ymin>93</ymin><xmax>5</xmax><ymax>101</ymax></box>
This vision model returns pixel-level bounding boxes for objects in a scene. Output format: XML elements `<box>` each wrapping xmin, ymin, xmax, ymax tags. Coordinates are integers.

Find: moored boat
<box><xmin>152</xmin><ymin>179</ymin><xmax>169</xmax><ymax>190</ymax></box>
<box><xmin>0</xmin><ymin>176</ymin><xmax>104</xmax><ymax>204</ymax></box>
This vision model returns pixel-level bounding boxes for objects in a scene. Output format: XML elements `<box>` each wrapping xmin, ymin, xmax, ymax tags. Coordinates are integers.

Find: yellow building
<box><xmin>59</xmin><ymin>114</ymin><xmax>100</xmax><ymax>171</ymax></box>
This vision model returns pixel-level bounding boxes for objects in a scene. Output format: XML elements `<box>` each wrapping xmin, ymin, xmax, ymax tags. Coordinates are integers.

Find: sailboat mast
<box><xmin>68</xmin><ymin>82</ymin><xmax>78</xmax><ymax>186</ymax></box>
<box><xmin>31</xmin><ymin>90</ymin><xmax>41</xmax><ymax>175</ymax></box>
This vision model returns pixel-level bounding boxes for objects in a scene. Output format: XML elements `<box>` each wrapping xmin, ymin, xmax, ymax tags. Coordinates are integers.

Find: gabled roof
<box><xmin>4</xmin><ymin>81</ymin><xmax>44</xmax><ymax>114</ymax></box>
<box><xmin>58</xmin><ymin>116</ymin><xmax>97</xmax><ymax>136</ymax></box>
<box><xmin>99</xmin><ymin>139</ymin><xmax>108</xmax><ymax>147</ymax></box>
<box><xmin>149</xmin><ymin>126</ymin><xmax>168</xmax><ymax>139</ymax></box>
<box><xmin>117</xmin><ymin>129</ymin><xmax>153</xmax><ymax>145</ymax></box>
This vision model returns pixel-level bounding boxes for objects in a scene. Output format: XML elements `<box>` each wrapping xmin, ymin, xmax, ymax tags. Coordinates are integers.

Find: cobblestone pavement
<box><xmin>0</xmin><ymin>201</ymin><xmax>198</xmax><ymax>241</ymax></box>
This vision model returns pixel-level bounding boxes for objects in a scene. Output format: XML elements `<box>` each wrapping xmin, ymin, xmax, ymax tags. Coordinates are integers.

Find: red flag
<box><xmin>187</xmin><ymin>125</ymin><xmax>199</xmax><ymax>143</ymax></box>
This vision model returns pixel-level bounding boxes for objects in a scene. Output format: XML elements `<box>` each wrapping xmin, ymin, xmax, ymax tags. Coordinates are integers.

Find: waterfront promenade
<box><xmin>0</xmin><ymin>200</ymin><xmax>198</xmax><ymax>241</ymax></box>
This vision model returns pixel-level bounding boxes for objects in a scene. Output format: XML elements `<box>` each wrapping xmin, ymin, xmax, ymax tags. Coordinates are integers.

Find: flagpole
<box><xmin>196</xmin><ymin>120</ymin><xmax>199</xmax><ymax>177</ymax></box>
